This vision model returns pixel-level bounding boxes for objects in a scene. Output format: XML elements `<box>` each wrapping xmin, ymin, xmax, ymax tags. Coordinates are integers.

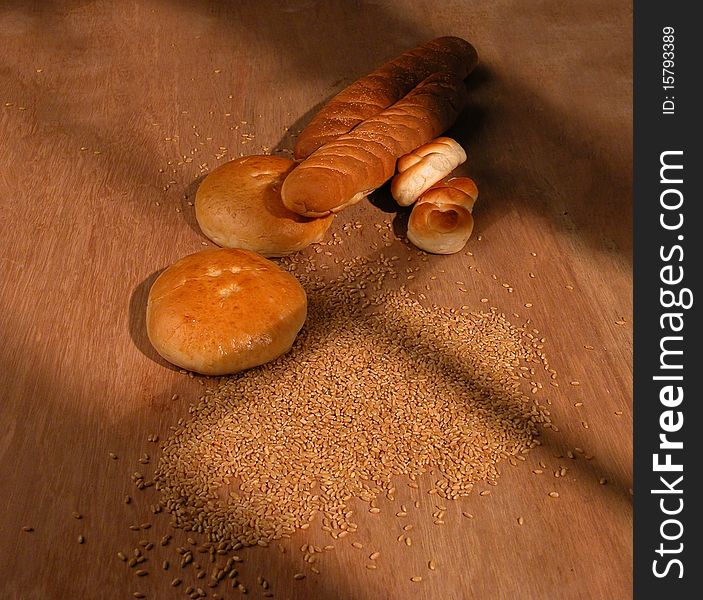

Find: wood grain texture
<box><xmin>0</xmin><ymin>1</ymin><xmax>632</xmax><ymax>599</ymax></box>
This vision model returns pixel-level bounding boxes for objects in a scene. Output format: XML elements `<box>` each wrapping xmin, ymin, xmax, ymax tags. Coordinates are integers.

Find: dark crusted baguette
<box><xmin>282</xmin><ymin>72</ymin><xmax>468</xmax><ymax>217</ymax></box>
<box><xmin>293</xmin><ymin>36</ymin><xmax>478</xmax><ymax>160</ymax></box>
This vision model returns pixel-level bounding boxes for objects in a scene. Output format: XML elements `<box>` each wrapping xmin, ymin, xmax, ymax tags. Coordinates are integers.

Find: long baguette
<box><xmin>293</xmin><ymin>36</ymin><xmax>478</xmax><ymax>159</ymax></box>
<box><xmin>282</xmin><ymin>73</ymin><xmax>467</xmax><ymax>217</ymax></box>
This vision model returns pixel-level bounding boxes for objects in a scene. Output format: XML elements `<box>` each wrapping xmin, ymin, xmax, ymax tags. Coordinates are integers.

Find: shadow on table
<box><xmin>272</xmin><ymin>57</ymin><xmax>630</xmax><ymax>264</ymax></box>
<box><xmin>128</xmin><ymin>268</ymin><xmax>181</xmax><ymax>371</ymax></box>
<box><xmin>1</xmin><ymin>2</ymin><xmax>631</xmax><ymax>596</ymax></box>
<box><xmin>3</xmin><ymin>0</ymin><xmax>630</xmax><ymax>263</ymax></box>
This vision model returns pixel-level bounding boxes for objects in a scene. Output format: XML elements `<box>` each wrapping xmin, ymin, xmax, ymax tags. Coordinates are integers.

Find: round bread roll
<box><xmin>195</xmin><ymin>155</ymin><xmax>334</xmax><ymax>257</ymax></box>
<box><xmin>407</xmin><ymin>177</ymin><xmax>478</xmax><ymax>254</ymax></box>
<box><xmin>146</xmin><ymin>248</ymin><xmax>307</xmax><ymax>375</ymax></box>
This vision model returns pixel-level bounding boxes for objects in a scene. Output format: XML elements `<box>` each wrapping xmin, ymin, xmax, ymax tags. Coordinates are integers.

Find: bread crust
<box><xmin>146</xmin><ymin>248</ymin><xmax>307</xmax><ymax>375</ymax></box>
<box><xmin>195</xmin><ymin>155</ymin><xmax>333</xmax><ymax>257</ymax></box>
<box><xmin>294</xmin><ymin>37</ymin><xmax>478</xmax><ymax>159</ymax></box>
<box><xmin>282</xmin><ymin>73</ymin><xmax>468</xmax><ymax>217</ymax></box>
<box><xmin>391</xmin><ymin>137</ymin><xmax>467</xmax><ymax>206</ymax></box>
<box><xmin>407</xmin><ymin>177</ymin><xmax>478</xmax><ymax>254</ymax></box>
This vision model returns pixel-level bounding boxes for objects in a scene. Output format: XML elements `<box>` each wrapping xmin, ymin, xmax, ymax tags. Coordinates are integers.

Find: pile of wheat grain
<box><xmin>155</xmin><ymin>255</ymin><xmax>551</xmax><ymax>546</ymax></box>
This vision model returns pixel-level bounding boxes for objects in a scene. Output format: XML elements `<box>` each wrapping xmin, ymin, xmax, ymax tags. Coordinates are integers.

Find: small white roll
<box><xmin>391</xmin><ymin>137</ymin><xmax>467</xmax><ymax>207</ymax></box>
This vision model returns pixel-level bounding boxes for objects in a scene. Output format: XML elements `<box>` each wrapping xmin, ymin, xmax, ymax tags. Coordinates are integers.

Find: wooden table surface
<box><xmin>0</xmin><ymin>1</ymin><xmax>632</xmax><ymax>598</ymax></box>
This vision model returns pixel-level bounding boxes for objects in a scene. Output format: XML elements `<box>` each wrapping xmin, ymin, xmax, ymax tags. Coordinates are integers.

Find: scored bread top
<box><xmin>146</xmin><ymin>248</ymin><xmax>307</xmax><ymax>375</ymax></box>
<box><xmin>293</xmin><ymin>36</ymin><xmax>478</xmax><ymax>160</ymax></box>
<box><xmin>282</xmin><ymin>72</ymin><xmax>468</xmax><ymax>217</ymax></box>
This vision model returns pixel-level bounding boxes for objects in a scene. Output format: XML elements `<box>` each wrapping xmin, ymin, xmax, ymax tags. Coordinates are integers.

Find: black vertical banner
<box><xmin>634</xmin><ymin>2</ymin><xmax>702</xmax><ymax>598</ymax></box>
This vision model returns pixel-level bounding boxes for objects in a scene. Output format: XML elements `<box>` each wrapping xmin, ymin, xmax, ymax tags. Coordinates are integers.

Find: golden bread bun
<box><xmin>195</xmin><ymin>155</ymin><xmax>333</xmax><ymax>256</ymax></box>
<box><xmin>407</xmin><ymin>177</ymin><xmax>478</xmax><ymax>254</ymax></box>
<box><xmin>146</xmin><ymin>248</ymin><xmax>306</xmax><ymax>375</ymax></box>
